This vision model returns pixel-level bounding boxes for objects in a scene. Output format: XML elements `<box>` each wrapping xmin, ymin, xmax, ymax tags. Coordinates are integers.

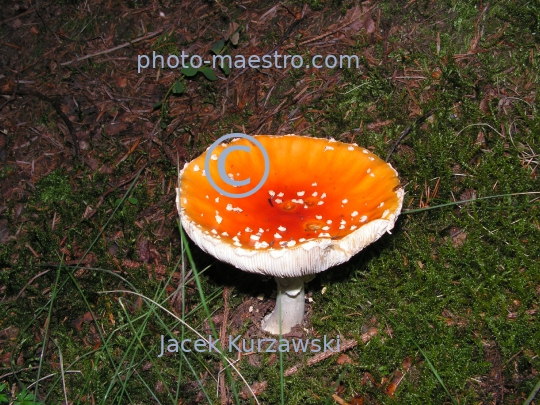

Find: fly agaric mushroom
<box><xmin>176</xmin><ymin>135</ymin><xmax>404</xmax><ymax>334</ymax></box>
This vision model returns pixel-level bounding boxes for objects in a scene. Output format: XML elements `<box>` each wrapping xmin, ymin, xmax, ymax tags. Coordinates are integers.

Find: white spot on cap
<box><xmin>326</xmin><ymin>220</ymin><xmax>332</xmax><ymax>224</ymax></box>
<box><xmin>363</xmin><ymin>149</ymin><xmax>369</xmax><ymax>154</ymax></box>
<box><xmin>233</xmin><ymin>236</ymin><xmax>240</xmax><ymax>242</ymax></box>
<box><xmin>269</xmin><ymin>190</ymin><xmax>275</xmax><ymax>197</ymax></box>
<box><xmin>340</xmin><ymin>220</ymin><xmax>346</xmax><ymax>225</ymax></box>
<box><xmin>183</xmin><ymin>198</ymin><xmax>187</xmax><ymax>204</ymax></box>
<box><xmin>206</xmin><ymin>195</ymin><xmax>209</xmax><ymax>199</ymax></box>
<box><xmin>299</xmin><ymin>238</ymin><xmax>306</xmax><ymax>242</ymax></box>
<box><xmin>215</xmin><ymin>197</ymin><xmax>219</xmax><ymax>203</ymax></box>
<box><xmin>317</xmin><ymin>201</ymin><xmax>324</xmax><ymax>205</ymax></box>
<box><xmin>193</xmin><ymin>165</ymin><xmax>200</xmax><ymax>172</ymax></box>
<box><xmin>321</xmin><ymin>193</ymin><xmax>327</xmax><ymax>199</ymax></box>
<box><xmin>275</xmin><ymin>199</ymin><xmax>283</xmax><ymax>204</ymax></box>
<box><xmin>211</xmin><ymin>229</ymin><xmax>218</xmax><ymax>234</ymax></box>
<box><xmin>312</xmin><ymin>192</ymin><xmax>318</xmax><ymax>197</ymax></box>
<box><xmin>250</xmin><ymin>235</ymin><xmax>260</xmax><ymax>241</ymax></box>
<box><xmin>324</xmin><ymin>146</ymin><xmax>334</xmax><ymax>151</ymax></box>
<box><xmin>292</xmin><ymin>199</ymin><xmax>304</xmax><ymax>204</ymax></box>
<box><xmin>211</xmin><ymin>154</ymin><xmax>218</xmax><ymax>161</ymax></box>
<box><xmin>367</xmin><ymin>168</ymin><xmax>371</xmax><ymax>173</ymax></box>
<box><xmin>342</xmin><ymin>199</ymin><xmax>348</xmax><ymax>204</ymax></box>
<box><xmin>360</xmin><ymin>215</ymin><xmax>368</xmax><ymax>222</ymax></box>
<box><xmin>350</xmin><ymin>225</ymin><xmax>358</xmax><ymax>231</ymax></box>
<box><xmin>348</xmin><ymin>146</ymin><xmax>354</xmax><ymax>151</ymax></box>
<box><xmin>234</xmin><ymin>241</ymin><xmax>242</xmax><ymax>247</ymax></box>
<box><xmin>312</xmin><ymin>182</ymin><xmax>317</xmax><ymax>186</ymax></box>
<box><xmin>318</xmin><ymin>232</ymin><xmax>331</xmax><ymax>237</ymax></box>
<box><xmin>316</xmin><ymin>215</ymin><xmax>322</xmax><ymax>219</ymax></box>
<box><xmin>339</xmin><ymin>225</ymin><xmax>345</xmax><ymax>229</ymax></box>
<box><xmin>304</xmin><ymin>205</ymin><xmax>308</xmax><ymax>208</ymax></box>
<box><xmin>215</xmin><ymin>214</ymin><xmax>222</xmax><ymax>224</ymax></box>
<box><xmin>322</xmin><ymin>226</ymin><xmax>330</xmax><ymax>231</ymax></box>
<box><xmin>226</xmin><ymin>204</ymin><xmax>233</xmax><ymax>211</ymax></box>
<box><xmin>258</xmin><ymin>228</ymin><xmax>265</xmax><ymax>233</ymax></box>
<box><xmin>370</xmin><ymin>173</ymin><xmax>375</xmax><ymax>177</ymax></box>
<box><xmin>278</xmin><ymin>226</ymin><xmax>286</xmax><ymax>232</ymax></box>
<box><xmin>228</xmin><ymin>173</ymin><xmax>234</xmax><ymax>179</ymax></box>
<box><xmin>382</xmin><ymin>210</ymin><xmax>390</xmax><ymax>218</ymax></box>
<box><xmin>221</xmin><ymin>232</ymin><xmax>229</xmax><ymax>236</ymax></box>
<box><xmin>202</xmin><ymin>170</ymin><xmax>206</xmax><ymax>177</ymax></box>
<box><xmin>287</xmin><ymin>240</ymin><xmax>296</xmax><ymax>247</ymax></box>
<box><xmin>297</xmin><ymin>191</ymin><xmax>305</xmax><ymax>196</ymax></box>
<box><xmin>245</xmin><ymin>227</ymin><xmax>252</xmax><ymax>232</ymax></box>
<box><xmin>369</xmin><ymin>157</ymin><xmax>375</xmax><ymax>161</ymax></box>
<box><xmin>351</xmin><ymin>211</ymin><xmax>359</xmax><ymax>217</ymax></box>
<box><xmin>277</xmin><ymin>192</ymin><xmax>284</xmax><ymax>197</ymax></box>
<box><xmin>377</xmin><ymin>202</ymin><xmax>385</xmax><ymax>208</ymax></box>
<box><xmin>233</xmin><ymin>206</ymin><xmax>243</xmax><ymax>213</ymax></box>
<box><xmin>274</xmin><ymin>233</ymin><xmax>282</xmax><ymax>239</ymax></box>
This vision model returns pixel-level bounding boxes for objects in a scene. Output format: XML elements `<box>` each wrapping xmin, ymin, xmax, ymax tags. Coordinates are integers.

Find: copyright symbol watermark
<box><xmin>204</xmin><ymin>133</ymin><xmax>270</xmax><ymax>199</ymax></box>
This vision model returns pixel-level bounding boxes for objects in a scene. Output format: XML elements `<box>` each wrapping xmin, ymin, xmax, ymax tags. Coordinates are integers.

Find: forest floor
<box><xmin>1</xmin><ymin>0</ymin><xmax>539</xmax><ymax>403</ymax></box>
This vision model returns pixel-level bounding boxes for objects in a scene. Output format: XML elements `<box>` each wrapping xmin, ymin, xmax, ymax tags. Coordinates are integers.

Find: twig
<box><xmin>0</xmin><ymin>366</ymin><xmax>39</xmax><ymax>380</ymax></box>
<box><xmin>332</xmin><ymin>394</ymin><xmax>351</xmax><ymax>405</ymax></box>
<box><xmin>60</xmin><ymin>30</ymin><xmax>163</xmax><ymax>66</ymax></box>
<box><xmin>4</xmin><ymin>89</ymin><xmax>80</xmax><ymax>156</ymax></box>
<box><xmin>229</xmin><ymin>14</ymin><xmax>305</xmax><ymax>84</ymax></box>
<box><xmin>15</xmin><ymin>269</ymin><xmax>50</xmax><ymax>300</ymax></box>
<box><xmin>26</xmin><ymin>371</ymin><xmax>83</xmax><ymax>389</ymax></box>
<box><xmin>385</xmin><ymin>108</ymin><xmax>438</xmax><ymax>162</ymax></box>
<box><xmin>298</xmin><ymin>4</ymin><xmax>376</xmax><ymax>46</ymax></box>
<box><xmin>284</xmin><ymin>338</ymin><xmax>358</xmax><ymax>377</ymax></box>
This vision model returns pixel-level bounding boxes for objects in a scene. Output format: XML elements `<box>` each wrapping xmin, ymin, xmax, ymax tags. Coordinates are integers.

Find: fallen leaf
<box><xmin>386</xmin><ymin>370</ymin><xmax>404</xmax><ymax>396</ymax></box>
<box><xmin>349</xmin><ymin>395</ymin><xmax>364</xmax><ymax>405</ymax></box>
<box><xmin>116</xmin><ymin>77</ymin><xmax>128</xmax><ymax>88</ymax></box>
<box><xmin>104</xmin><ymin>121</ymin><xmax>128</xmax><ymax>136</ymax></box>
<box><xmin>337</xmin><ymin>354</ymin><xmax>353</xmax><ymax>365</ymax></box>
<box><xmin>361</xmin><ymin>327</ymin><xmax>378</xmax><ymax>343</ymax></box>
<box><xmin>402</xmin><ymin>356</ymin><xmax>412</xmax><ymax>371</ymax></box>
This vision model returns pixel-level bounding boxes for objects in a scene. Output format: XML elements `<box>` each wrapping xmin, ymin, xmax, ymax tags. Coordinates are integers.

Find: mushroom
<box><xmin>176</xmin><ymin>135</ymin><xmax>404</xmax><ymax>334</ymax></box>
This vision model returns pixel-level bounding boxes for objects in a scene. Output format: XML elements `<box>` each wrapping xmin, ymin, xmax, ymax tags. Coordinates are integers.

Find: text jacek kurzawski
<box><xmin>157</xmin><ymin>334</ymin><xmax>341</xmax><ymax>357</ymax></box>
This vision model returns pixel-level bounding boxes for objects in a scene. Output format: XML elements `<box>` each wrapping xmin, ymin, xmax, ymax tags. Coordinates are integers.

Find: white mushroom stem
<box><xmin>262</xmin><ymin>275</ymin><xmax>314</xmax><ymax>335</ymax></box>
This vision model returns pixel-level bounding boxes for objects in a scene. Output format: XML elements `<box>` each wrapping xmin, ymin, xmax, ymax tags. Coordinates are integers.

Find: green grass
<box><xmin>1</xmin><ymin>0</ymin><xmax>539</xmax><ymax>403</ymax></box>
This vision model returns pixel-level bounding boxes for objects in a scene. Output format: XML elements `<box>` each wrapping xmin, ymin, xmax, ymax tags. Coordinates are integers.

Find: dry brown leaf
<box><xmin>116</xmin><ymin>77</ymin><xmax>128</xmax><ymax>88</ymax></box>
<box><xmin>479</xmin><ymin>97</ymin><xmax>491</xmax><ymax>115</ymax></box>
<box><xmin>386</xmin><ymin>370</ymin><xmax>404</xmax><ymax>396</ymax></box>
<box><xmin>104</xmin><ymin>121</ymin><xmax>128</xmax><ymax>135</ymax></box>
<box><xmin>402</xmin><ymin>356</ymin><xmax>412</xmax><ymax>371</ymax></box>
<box><xmin>361</xmin><ymin>327</ymin><xmax>378</xmax><ymax>343</ymax></box>
<box><xmin>349</xmin><ymin>395</ymin><xmax>364</xmax><ymax>405</ymax></box>
<box><xmin>259</xmin><ymin>5</ymin><xmax>278</xmax><ymax>23</ymax></box>
<box><xmin>336</xmin><ymin>353</ymin><xmax>353</xmax><ymax>365</ymax></box>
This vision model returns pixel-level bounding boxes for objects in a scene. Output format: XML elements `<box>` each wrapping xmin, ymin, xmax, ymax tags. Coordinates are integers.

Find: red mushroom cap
<box><xmin>177</xmin><ymin>135</ymin><xmax>404</xmax><ymax>277</ymax></box>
